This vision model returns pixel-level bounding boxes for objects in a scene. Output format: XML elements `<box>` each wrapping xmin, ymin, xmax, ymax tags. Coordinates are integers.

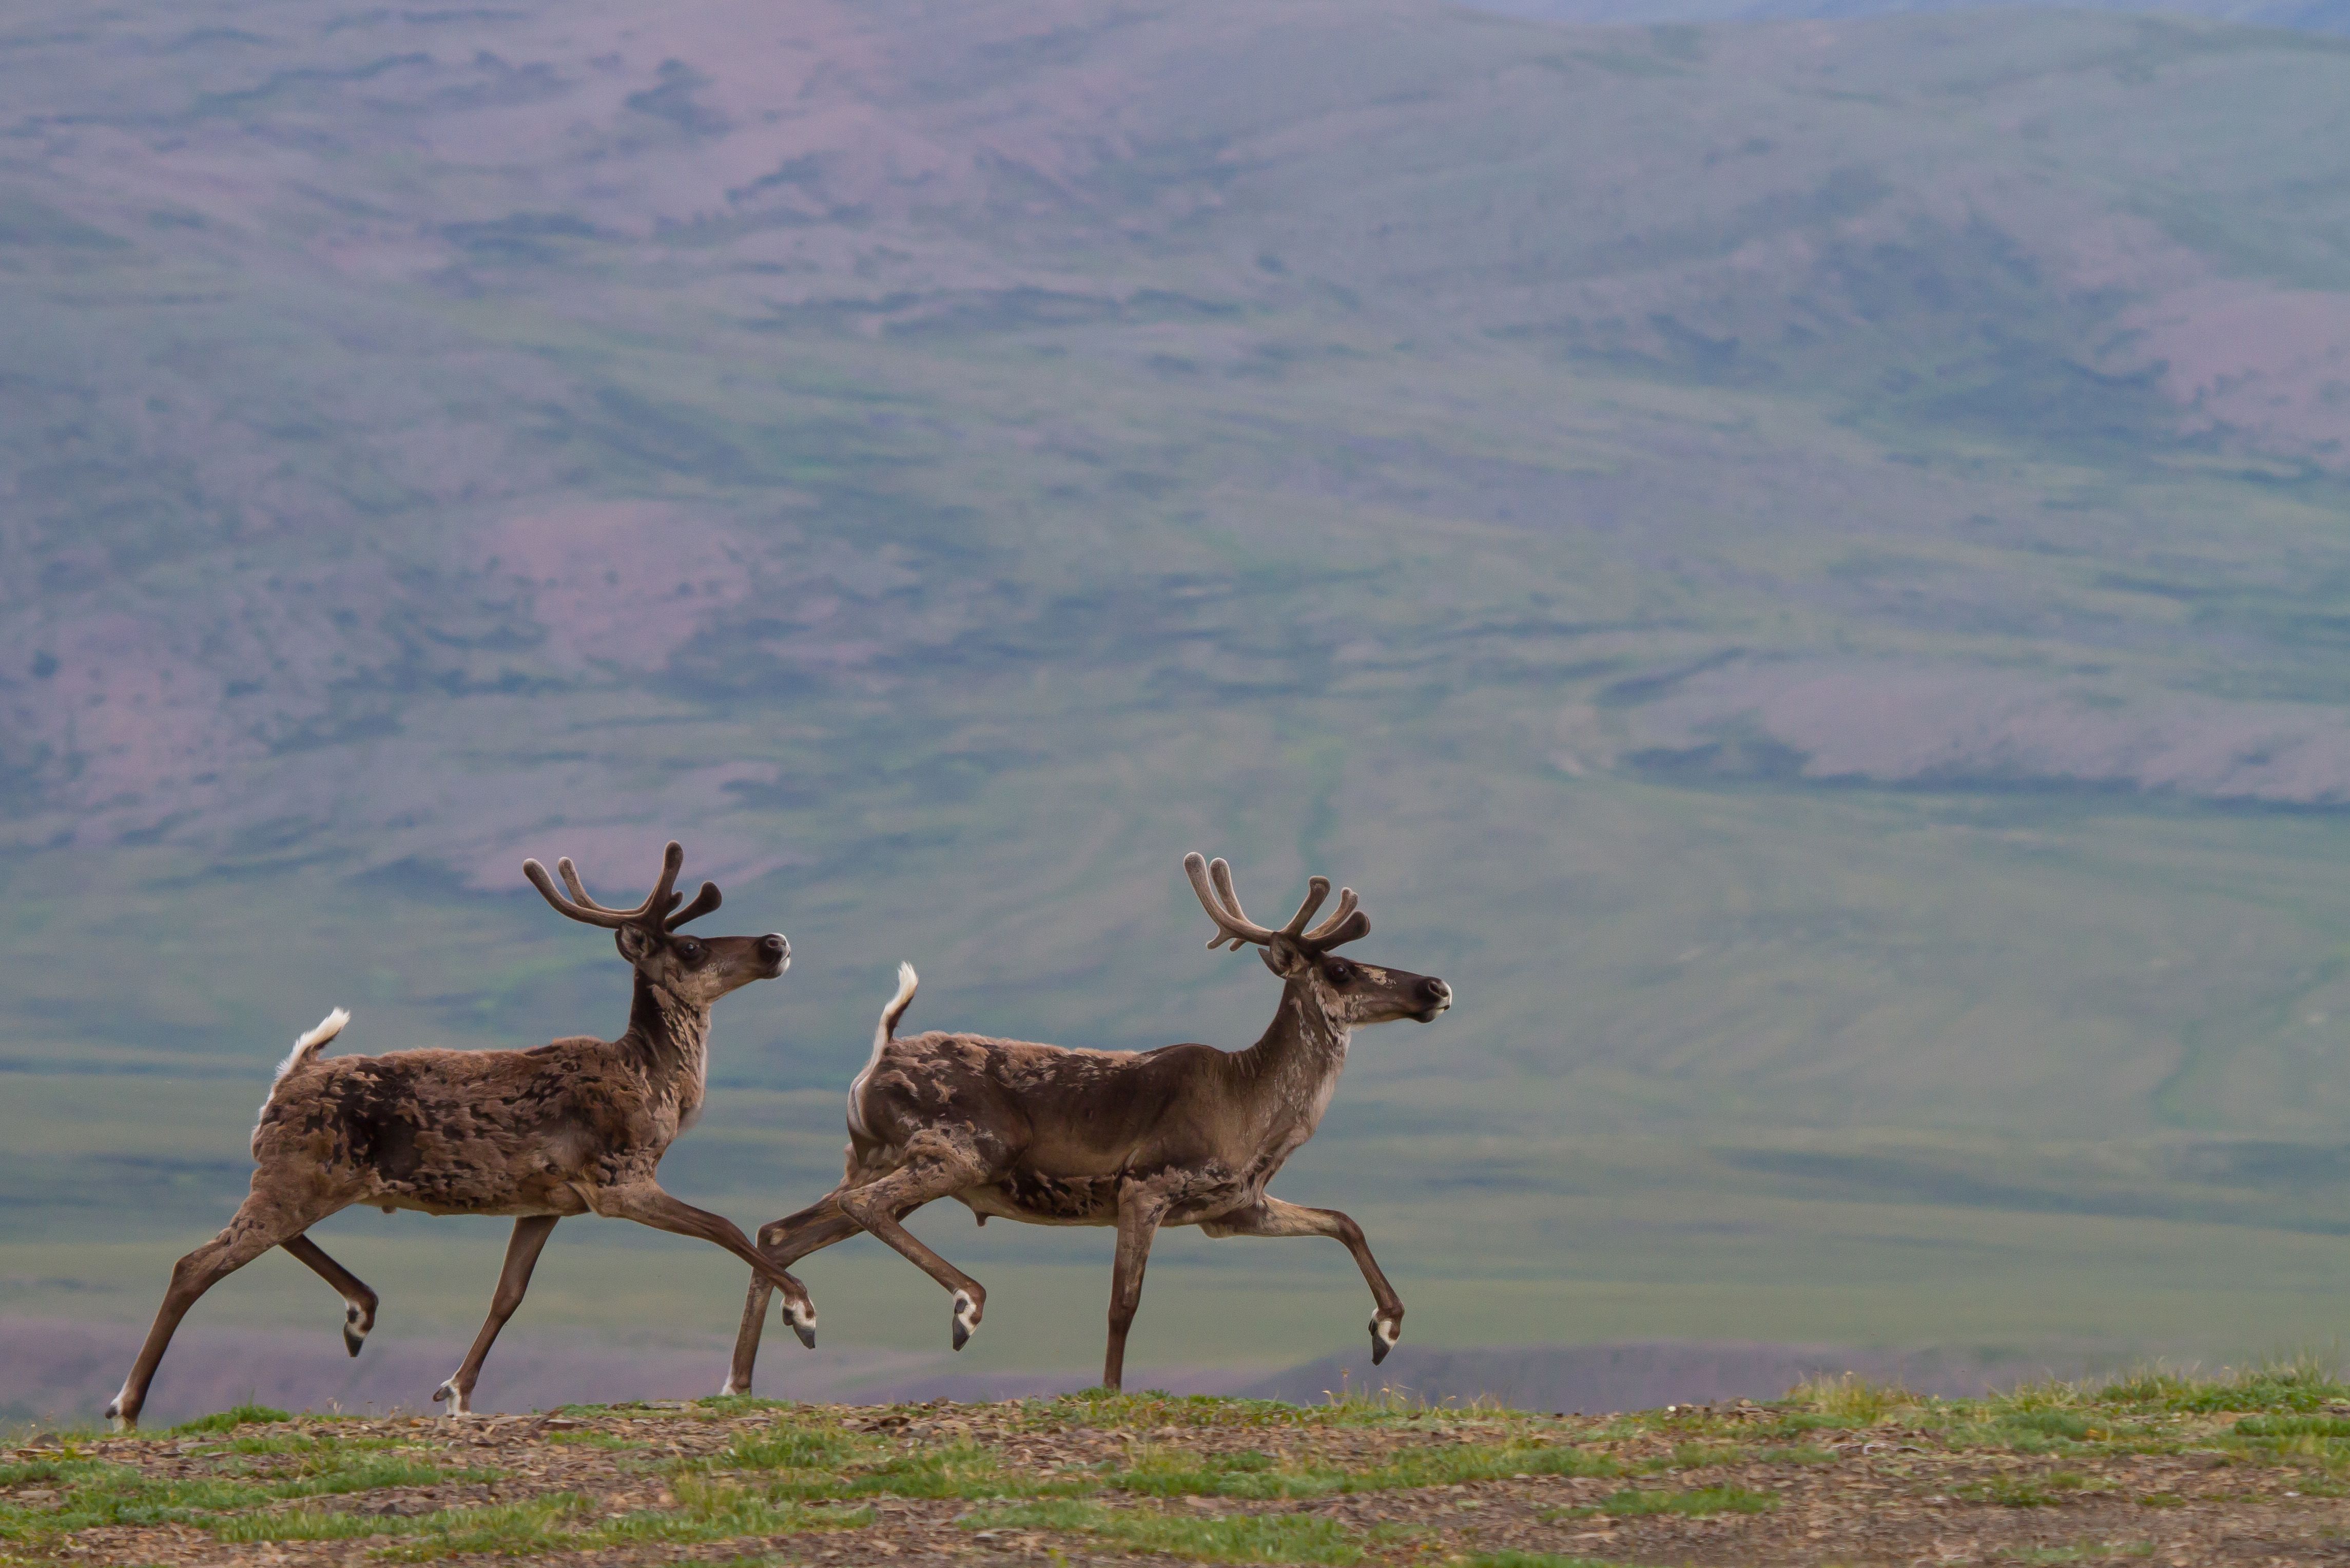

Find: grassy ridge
<box><xmin>11</xmin><ymin>1366</ymin><xmax>2350</xmax><ymax>1563</ymax></box>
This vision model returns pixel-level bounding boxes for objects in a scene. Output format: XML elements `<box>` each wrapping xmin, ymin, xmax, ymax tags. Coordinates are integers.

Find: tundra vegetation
<box><xmin>9</xmin><ymin>1360</ymin><xmax>2350</xmax><ymax>1565</ymax></box>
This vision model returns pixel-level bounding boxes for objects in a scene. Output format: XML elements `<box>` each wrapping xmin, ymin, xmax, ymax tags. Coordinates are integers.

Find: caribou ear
<box><xmin>1260</xmin><ymin>934</ymin><xmax>1311</xmax><ymax>979</ymax></box>
<box><xmin>615</xmin><ymin>924</ymin><xmax>654</xmax><ymax>963</ymax></box>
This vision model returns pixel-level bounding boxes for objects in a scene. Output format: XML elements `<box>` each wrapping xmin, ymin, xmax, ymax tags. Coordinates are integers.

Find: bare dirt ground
<box><xmin>8</xmin><ymin>1367</ymin><xmax>2350</xmax><ymax>1566</ymax></box>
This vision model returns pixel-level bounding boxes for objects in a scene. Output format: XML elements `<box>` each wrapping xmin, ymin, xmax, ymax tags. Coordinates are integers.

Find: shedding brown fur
<box><xmin>723</xmin><ymin>853</ymin><xmax>1451</xmax><ymax>1395</ymax></box>
<box><xmin>105</xmin><ymin>841</ymin><xmax>815</xmax><ymax>1429</ymax></box>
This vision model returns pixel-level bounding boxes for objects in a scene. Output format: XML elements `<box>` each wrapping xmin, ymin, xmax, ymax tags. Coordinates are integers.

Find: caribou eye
<box><xmin>1325</xmin><ymin>960</ymin><xmax>1356</xmax><ymax>984</ymax></box>
<box><xmin>676</xmin><ymin>940</ymin><xmax>704</xmax><ymax>964</ymax></box>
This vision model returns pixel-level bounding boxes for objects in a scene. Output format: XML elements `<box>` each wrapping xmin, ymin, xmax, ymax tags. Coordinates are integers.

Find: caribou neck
<box><xmin>623</xmin><ymin>971</ymin><xmax>713</xmax><ymax>1082</ymax></box>
<box><xmin>1234</xmin><ymin>979</ymin><xmax>1349</xmax><ymax>1105</ymax></box>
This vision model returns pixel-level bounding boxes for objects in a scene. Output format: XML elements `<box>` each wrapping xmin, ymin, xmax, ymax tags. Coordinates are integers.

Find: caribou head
<box><xmin>1184</xmin><ymin>853</ymin><xmax>1451</xmax><ymax>1025</ymax></box>
<box><xmin>525</xmin><ymin>841</ymin><xmax>789</xmax><ymax>1008</ymax></box>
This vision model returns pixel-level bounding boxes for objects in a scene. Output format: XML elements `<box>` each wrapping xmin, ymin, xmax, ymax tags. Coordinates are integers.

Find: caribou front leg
<box><xmin>723</xmin><ymin>1192</ymin><xmax>860</xmax><ymax>1395</ymax></box>
<box><xmin>434</xmin><ymin>1215</ymin><xmax>557</xmax><ymax>1417</ymax></box>
<box><xmin>1103</xmin><ymin>1178</ymin><xmax>1176</xmax><ymax>1393</ymax></box>
<box><xmin>592</xmin><ymin>1182</ymin><xmax>820</xmax><ymax>1335</ymax></box>
<box><xmin>1204</xmin><ymin>1196</ymin><xmax>1406</xmax><ymax>1364</ymax></box>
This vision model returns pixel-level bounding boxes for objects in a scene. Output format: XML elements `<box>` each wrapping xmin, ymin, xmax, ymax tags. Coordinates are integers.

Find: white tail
<box><xmin>255</xmin><ymin>1008</ymin><xmax>348</xmax><ymax>1152</ymax></box>
<box><xmin>847</xmin><ymin>963</ymin><xmax>918</xmax><ymax>1139</ymax></box>
<box><xmin>274</xmin><ymin>1008</ymin><xmax>349</xmax><ymax>1088</ymax></box>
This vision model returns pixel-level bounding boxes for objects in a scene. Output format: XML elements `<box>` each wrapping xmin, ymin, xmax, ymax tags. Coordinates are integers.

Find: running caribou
<box><xmin>722</xmin><ymin>853</ymin><xmax>1452</xmax><ymax>1395</ymax></box>
<box><xmin>105</xmin><ymin>842</ymin><xmax>820</xmax><ymax>1429</ymax></box>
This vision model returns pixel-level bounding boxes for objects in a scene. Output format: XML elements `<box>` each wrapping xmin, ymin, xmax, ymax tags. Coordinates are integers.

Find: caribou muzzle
<box><xmin>1413</xmin><ymin>977</ymin><xmax>1451</xmax><ymax>1023</ymax></box>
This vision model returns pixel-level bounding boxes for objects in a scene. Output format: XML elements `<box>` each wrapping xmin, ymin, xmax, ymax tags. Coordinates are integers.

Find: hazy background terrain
<box><xmin>9</xmin><ymin>0</ymin><xmax>2350</xmax><ymax>1423</ymax></box>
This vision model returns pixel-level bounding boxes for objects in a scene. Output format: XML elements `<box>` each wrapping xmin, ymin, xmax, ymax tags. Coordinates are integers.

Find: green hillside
<box><xmin>7</xmin><ymin>0</ymin><xmax>2350</xmax><ymax>1376</ymax></box>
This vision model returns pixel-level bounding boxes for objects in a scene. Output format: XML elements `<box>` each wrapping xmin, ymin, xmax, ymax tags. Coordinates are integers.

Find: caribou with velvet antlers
<box><xmin>104</xmin><ymin>842</ymin><xmax>819</xmax><ymax>1429</ymax></box>
<box><xmin>723</xmin><ymin>853</ymin><xmax>1451</xmax><ymax>1395</ymax></box>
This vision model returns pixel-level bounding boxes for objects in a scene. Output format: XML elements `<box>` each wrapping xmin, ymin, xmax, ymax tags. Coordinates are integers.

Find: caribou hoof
<box><xmin>433</xmin><ymin>1379</ymin><xmax>473</xmax><ymax>1417</ymax></box>
<box><xmin>783</xmin><ymin>1298</ymin><xmax>817</xmax><ymax>1350</ymax></box>
<box><xmin>343</xmin><ymin>1304</ymin><xmax>369</xmax><ymax>1358</ymax></box>
<box><xmin>951</xmin><ymin>1290</ymin><xmax>980</xmax><ymax>1352</ymax></box>
<box><xmin>104</xmin><ymin>1395</ymin><xmax>133</xmax><ymax>1433</ymax></box>
<box><xmin>1370</xmin><ymin>1314</ymin><xmax>1401</xmax><ymax>1366</ymax></box>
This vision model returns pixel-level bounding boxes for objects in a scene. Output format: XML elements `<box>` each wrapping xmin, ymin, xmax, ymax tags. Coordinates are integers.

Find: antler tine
<box><xmin>523</xmin><ymin>858</ymin><xmax>630</xmax><ymax>928</ymax></box>
<box><xmin>1283</xmin><ymin>876</ymin><xmax>1331</xmax><ymax>937</ymax></box>
<box><xmin>566</xmin><ymin>853</ymin><xmax>675</xmax><ymax>920</ymax></box>
<box><xmin>647</xmin><ymin>841</ymin><xmax>685</xmax><ymax>915</ymax></box>
<box><xmin>556</xmin><ymin>858</ymin><xmax>619</xmax><ymax>915</ymax></box>
<box><xmin>534</xmin><ymin>841</ymin><xmax>694</xmax><ymax>930</ymax></box>
<box><xmin>1209</xmin><ymin>857</ymin><xmax>1278</xmax><ymax>950</ymax></box>
<box><xmin>1184</xmin><ymin>852</ymin><xmax>1273</xmax><ymax>950</ymax></box>
<box><xmin>1300</xmin><ymin>885</ymin><xmax>1359</xmax><ymax>945</ymax></box>
<box><xmin>666</xmin><ymin>881</ymin><xmax>723</xmax><ymax>931</ymax></box>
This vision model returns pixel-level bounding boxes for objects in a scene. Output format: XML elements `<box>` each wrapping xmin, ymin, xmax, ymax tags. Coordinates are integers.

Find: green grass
<box><xmin>585</xmin><ymin>1480</ymin><xmax>871</xmax><ymax>1546</ymax></box>
<box><xmin>169</xmin><ymin>1404</ymin><xmax>292</xmax><ymax>1435</ymax></box>
<box><xmin>1104</xmin><ymin>1437</ymin><xmax>1616</xmax><ymax>1499</ymax></box>
<box><xmin>215</xmin><ymin>1495</ymin><xmax>590</xmax><ymax>1555</ymax></box>
<box><xmin>1787</xmin><ymin>1375</ymin><xmax>1911</xmax><ymax>1425</ymax></box>
<box><xmin>1646</xmin><ymin>1441</ymin><xmax>1749</xmax><ymax>1470</ymax></box>
<box><xmin>216</xmin><ymin>1483</ymin><xmax>872</xmax><ymax>1556</ymax></box>
<box><xmin>1352</xmin><ymin>1441</ymin><xmax>1619</xmax><ymax>1489</ymax></box>
<box><xmin>2236</xmin><ymin>1415</ymin><xmax>2350</xmax><ymax>1438</ymax></box>
<box><xmin>720</xmin><ymin>1434</ymin><xmax>1091</xmax><ymax>1504</ymax></box>
<box><xmin>0</xmin><ymin>1431</ymin><xmax>501</xmax><ymax>1545</ymax></box>
<box><xmin>1113</xmin><ymin>1447</ymin><xmax>1350</xmax><ymax>1499</ymax></box>
<box><xmin>707</xmin><ymin>1423</ymin><xmax>865</xmax><ymax>1473</ymax></box>
<box><xmin>2099</xmin><ymin>1356</ymin><xmax>2350</xmax><ymax>1414</ymax></box>
<box><xmin>0</xmin><ymin>1461</ymin><xmax>273</xmax><ymax>1539</ymax></box>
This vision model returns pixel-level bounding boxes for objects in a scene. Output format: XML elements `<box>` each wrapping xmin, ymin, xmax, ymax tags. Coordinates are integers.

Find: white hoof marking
<box><xmin>434</xmin><ymin>1377</ymin><xmax>473</xmax><ymax>1417</ymax></box>
<box><xmin>951</xmin><ymin>1290</ymin><xmax>980</xmax><ymax>1351</ymax></box>
<box><xmin>783</xmin><ymin>1296</ymin><xmax>818</xmax><ymax>1347</ymax></box>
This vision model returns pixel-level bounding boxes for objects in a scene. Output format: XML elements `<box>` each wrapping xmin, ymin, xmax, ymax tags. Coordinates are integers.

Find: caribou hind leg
<box><xmin>1203</xmin><ymin>1196</ymin><xmax>1406</xmax><ymax>1365</ymax></box>
<box><xmin>107</xmin><ymin>1189</ymin><xmax>351</xmax><ymax>1430</ymax></box>
<box><xmin>281</xmin><ymin>1233</ymin><xmax>380</xmax><ymax>1356</ymax></box>
<box><xmin>832</xmin><ymin>1139</ymin><xmax>995</xmax><ymax>1351</ymax></box>
<box><xmin>724</xmin><ymin>1193</ymin><xmax>861</xmax><ymax>1396</ymax></box>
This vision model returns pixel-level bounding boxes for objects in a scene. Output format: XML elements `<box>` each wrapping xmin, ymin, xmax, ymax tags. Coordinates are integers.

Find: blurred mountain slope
<box><xmin>7</xmin><ymin>0</ymin><xmax>2350</xmax><ymax>1289</ymax></box>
